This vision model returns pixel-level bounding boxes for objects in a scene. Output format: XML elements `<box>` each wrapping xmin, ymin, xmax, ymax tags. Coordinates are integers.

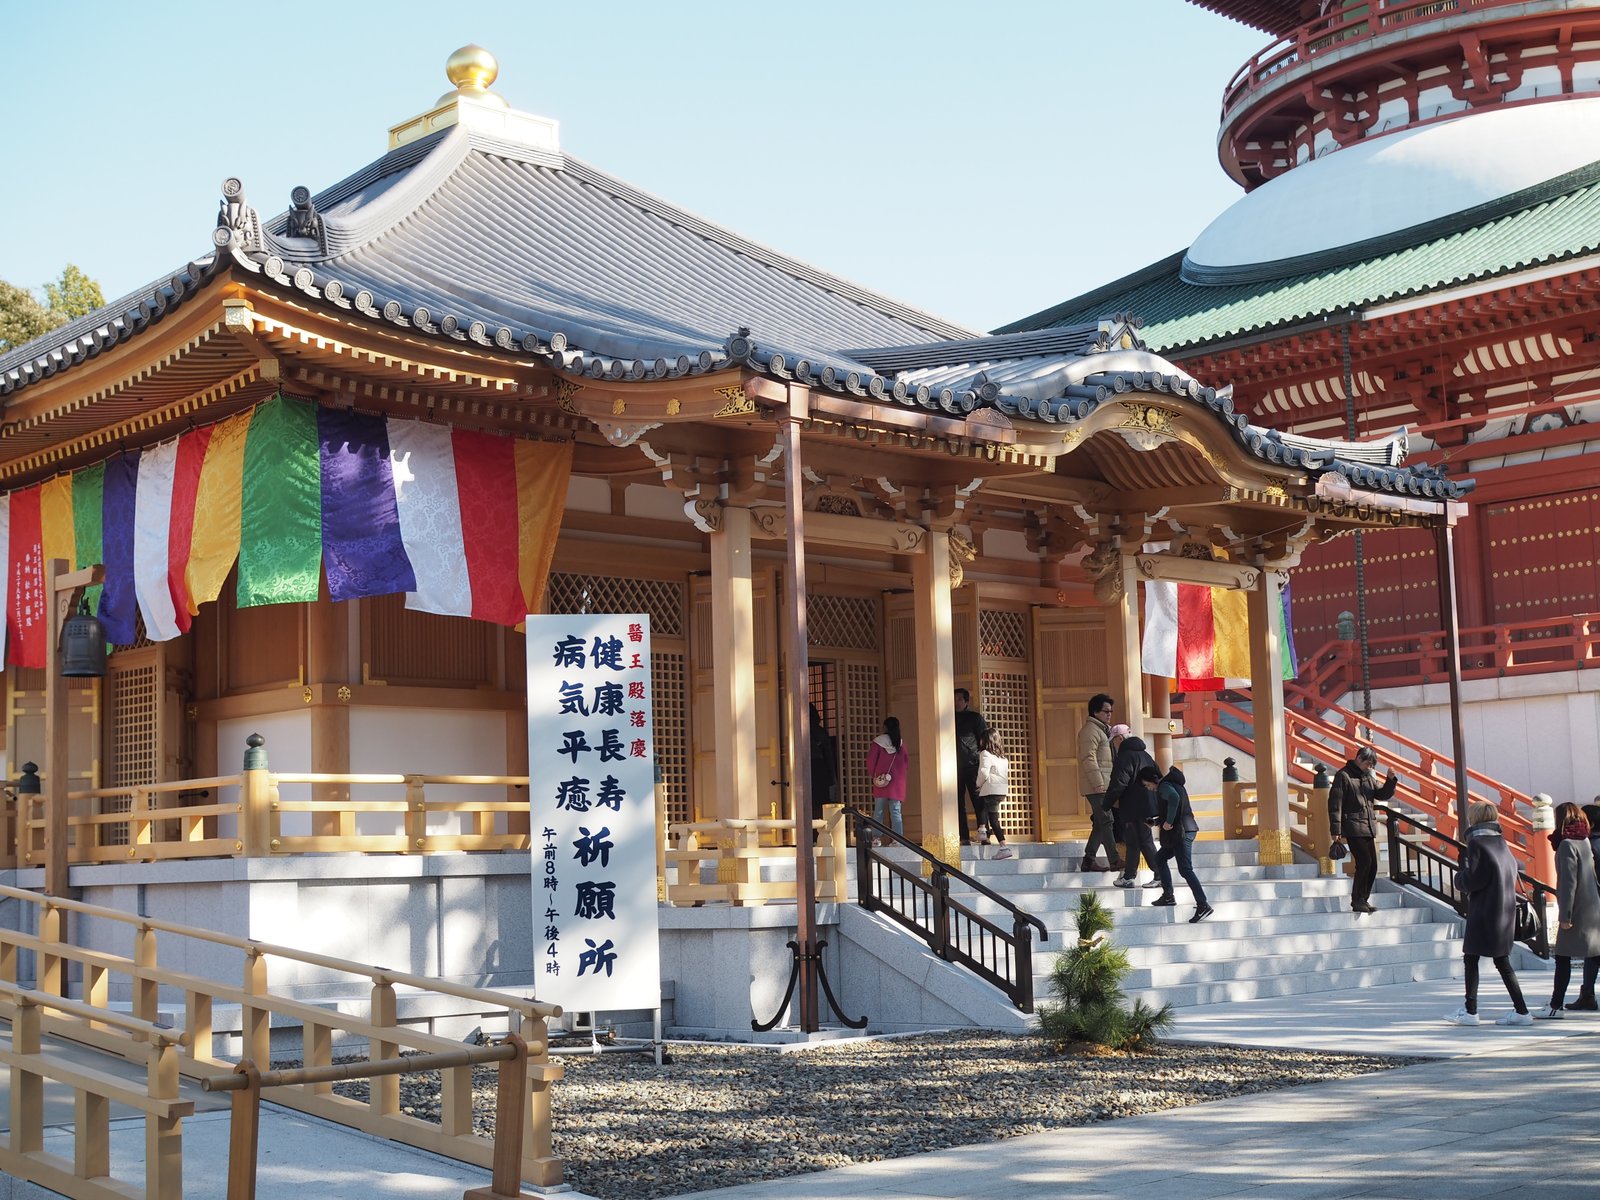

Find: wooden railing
<box><xmin>1</xmin><ymin>733</ymin><xmax>533</xmax><ymax>870</ymax></box>
<box><xmin>0</xmin><ymin>980</ymin><xmax>193</xmax><ymax>1200</ymax></box>
<box><xmin>664</xmin><ymin>808</ymin><xmax>850</xmax><ymax>907</ymax></box>
<box><xmin>204</xmin><ymin>1037</ymin><xmax>535</xmax><ymax>1200</ymax></box>
<box><xmin>1222</xmin><ymin>0</ymin><xmax>1530</xmax><ymax>117</ymax></box>
<box><xmin>1182</xmin><ymin>687</ymin><xmax>1544</xmax><ymax>882</ymax></box>
<box><xmin>850</xmin><ymin>808</ymin><xmax>1048</xmax><ymax>1012</ymax></box>
<box><xmin>1298</xmin><ymin>612</ymin><xmax>1600</xmax><ymax>698</ymax></box>
<box><xmin>1221</xmin><ymin>771</ymin><xmax>1337</xmax><ymax>869</ymax></box>
<box><xmin>0</xmin><ymin>882</ymin><xmax>565</xmax><ymax>1195</ymax></box>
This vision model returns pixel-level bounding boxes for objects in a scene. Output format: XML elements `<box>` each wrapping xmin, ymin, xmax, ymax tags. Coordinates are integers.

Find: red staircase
<box><xmin>1175</xmin><ymin>633</ymin><xmax>1549</xmax><ymax>882</ymax></box>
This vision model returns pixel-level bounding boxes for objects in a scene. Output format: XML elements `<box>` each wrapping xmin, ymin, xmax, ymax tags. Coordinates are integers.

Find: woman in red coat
<box><xmin>867</xmin><ymin>716</ymin><xmax>908</xmax><ymax>845</ymax></box>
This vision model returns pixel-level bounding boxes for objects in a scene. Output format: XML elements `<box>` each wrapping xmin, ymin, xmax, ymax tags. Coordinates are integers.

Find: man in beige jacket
<box><xmin>1076</xmin><ymin>693</ymin><xmax>1122</xmax><ymax>872</ymax></box>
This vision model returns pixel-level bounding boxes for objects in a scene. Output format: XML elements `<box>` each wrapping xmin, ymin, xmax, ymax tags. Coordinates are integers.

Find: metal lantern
<box><xmin>60</xmin><ymin>598</ymin><xmax>107</xmax><ymax>678</ymax></box>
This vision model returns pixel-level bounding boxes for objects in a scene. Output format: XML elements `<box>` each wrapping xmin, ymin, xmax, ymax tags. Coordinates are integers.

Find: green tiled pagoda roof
<box><xmin>997</xmin><ymin>171</ymin><xmax>1600</xmax><ymax>354</ymax></box>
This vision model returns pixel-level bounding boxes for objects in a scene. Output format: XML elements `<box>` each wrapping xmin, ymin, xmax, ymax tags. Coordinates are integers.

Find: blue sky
<box><xmin>0</xmin><ymin>1</ymin><xmax>1267</xmax><ymax>332</ymax></box>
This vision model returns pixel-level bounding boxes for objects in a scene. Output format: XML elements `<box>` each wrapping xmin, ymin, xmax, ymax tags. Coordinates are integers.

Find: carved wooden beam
<box><xmin>1135</xmin><ymin>553</ymin><xmax>1260</xmax><ymax>591</ymax></box>
<box><xmin>749</xmin><ymin>508</ymin><xmax>926</xmax><ymax>553</ymax></box>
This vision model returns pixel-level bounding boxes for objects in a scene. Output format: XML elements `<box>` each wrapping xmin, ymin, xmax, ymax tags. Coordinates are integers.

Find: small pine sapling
<box><xmin>1038</xmin><ymin>891</ymin><xmax>1173</xmax><ymax>1052</ymax></box>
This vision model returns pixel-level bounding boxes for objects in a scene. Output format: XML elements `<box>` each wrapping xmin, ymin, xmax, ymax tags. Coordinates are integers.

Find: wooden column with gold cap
<box><xmin>709</xmin><ymin>507</ymin><xmax>760</xmax><ymax>822</ymax></box>
<box><xmin>912</xmin><ymin>531</ymin><xmax>959</xmax><ymax>865</ymax></box>
<box><xmin>1247</xmin><ymin>565</ymin><xmax>1293</xmax><ymax>865</ymax></box>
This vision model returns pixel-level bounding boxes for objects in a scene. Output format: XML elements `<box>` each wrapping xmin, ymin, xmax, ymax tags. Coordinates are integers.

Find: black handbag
<box><xmin>1514</xmin><ymin>892</ymin><xmax>1539</xmax><ymax>942</ymax></box>
<box><xmin>1328</xmin><ymin>839</ymin><xmax>1348</xmax><ymax>861</ymax></box>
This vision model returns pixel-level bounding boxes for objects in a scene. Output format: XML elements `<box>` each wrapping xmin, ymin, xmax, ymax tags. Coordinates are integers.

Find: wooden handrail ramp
<box><xmin>0</xmin><ymin>883</ymin><xmax>564</xmax><ymax>1198</ymax></box>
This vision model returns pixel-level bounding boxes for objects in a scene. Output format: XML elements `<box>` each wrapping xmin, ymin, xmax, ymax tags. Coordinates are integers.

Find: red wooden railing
<box><xmin>1179</xmin><ymin>683</ymin><xmax>1544</xmax><ymax>881</ymax></box>
<box><xmin>1300</xmin><ymin>612</ymin><xmax>1600</xmax><ymax>696</ymax></box>
<box><xmin>1222</xmin><ymin>0</ymin><xmax>1533</xmax><ymax>118</ymax></box>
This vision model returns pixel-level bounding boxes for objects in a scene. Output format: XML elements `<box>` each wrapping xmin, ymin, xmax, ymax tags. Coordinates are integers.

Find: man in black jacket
<box><xmin>1108</xmin><ymin>735</ymin><xmax>1170</xmax><ymax>896</ymax></box>
<box><xmin>953</xmin><ymin>688</ymin><xmax>990</xmax><ymax>847</ymax></box>
<box><xmin>1329</xmin><ymin>746</ymin><xmax>1397</xmax><ymax>914</ymax></box>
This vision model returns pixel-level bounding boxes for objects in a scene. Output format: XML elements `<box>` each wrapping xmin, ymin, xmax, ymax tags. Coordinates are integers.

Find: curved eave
<box><xmin>729</xmin><ymin>338</ymin><xmax>1470</xmax><ymax>502</ymax></box>
<box><xmin>0</xmin><ymin>256</ymin><xmax>224</xmax><ymax>398</ymax></box>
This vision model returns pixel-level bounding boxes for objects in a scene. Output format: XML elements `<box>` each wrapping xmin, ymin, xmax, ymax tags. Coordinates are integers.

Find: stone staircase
<box><xmin>948</xmin><ymin>838</ymin><xmax>1484</xmax><ymax>1011</ymax></box>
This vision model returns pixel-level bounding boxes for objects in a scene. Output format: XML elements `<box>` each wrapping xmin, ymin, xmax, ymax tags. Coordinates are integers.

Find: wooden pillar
<box><xmin>710</xmin><ymin>506</ymin><xmax>759</xmax><ymax>821</ymax></box>
<box><xmin>44</xmin><ymin>558</ymin><xmax>71</xmax><ymax>897</ymax></box>
<box><xmin>1106</xmin><ymin>554</ymin><xmax>1144</xmax><ymax>740</ymax></box>
<box><xmin>307</xmin><ymin>590</ymin><xmax>352</xmax><ymax>838</ymax></box>
<box><xmin>912</xmin><ymin>530</ymin><xmax>959</xmax><ymax>865</ymax></box>
<box><xmin>1248</xmin><ymin>567</ymin><xmax>1293</xmax><ymax>865</ymax></box>
<box><xmin>1150</xmin><ymin>678</ymin><xmax>1173</xmax><ymax>771</ymax></box>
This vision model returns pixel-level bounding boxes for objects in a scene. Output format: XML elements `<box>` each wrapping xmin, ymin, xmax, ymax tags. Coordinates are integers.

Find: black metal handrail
<box><xmin>848</xmin><ymin>808</ymin><xmax>1048</xmax><ymax>1012</ymax></box>
<box><xmin>1380</xmin><ymin>802</ymin><xmax>1552</xmax><ymax>958</ymax></box>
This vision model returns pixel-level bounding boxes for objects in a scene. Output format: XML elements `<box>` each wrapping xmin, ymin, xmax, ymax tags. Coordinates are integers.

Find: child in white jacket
<box><xmin>974</xmin><ymin>732</ymin><xmax>1014</xmax><ymax>859</ymax></box>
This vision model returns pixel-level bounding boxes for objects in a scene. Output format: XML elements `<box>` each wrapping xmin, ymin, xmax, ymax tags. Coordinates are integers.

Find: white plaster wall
<box><xmin>1359</xmin><ymin>670</ymin><xmax>1600</xmax><ymax>804</ymax></box>
<box><xmin>218</xmin><ymin>710</ymin><xmax>313</xmax><ymax>838</ymax></box>
<box><xmin>349</xmin><ymin>707</ymin><xmax>512</xmax><ymax>836</ymax></box>
<box><xmin>565</xmin><ymin>473</ymin><xmax>611</xmax><ymax>514</ymax></box>
<box><xmin>626</xmin><ymin>481</ymin><xmax>693</xmax><ymax>523</ymax></box>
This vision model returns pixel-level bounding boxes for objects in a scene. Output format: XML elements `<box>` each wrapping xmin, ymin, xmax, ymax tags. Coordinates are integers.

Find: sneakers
<box><xmin>1151</xmin><ymin>894</ymin><xmax>1177</xmax><ymax>907</ymax></box>
<box><xmin>1142</xmin><ymin>878</ymin><xmax>1165</xmax><ymax>889</ymax></box>
<box><xmin>994</xmin><ymin>846</ymin><xmax>1014</xmax><ymax>860</ymax></box>
<box><xmin>1189</xmin><ymin>905</ymin><xmax>1214</xmax><ymax>924</ymax></box>
<box><xmin>1077</xmin><ymin>859</ymin><xmax>1110</xmax><ymax>872</ymax></box>
<box><xmin>1112</xmin><ymin>876</ymin><xmax>1137</xmax><ymax>889</ymax></box>
<box><xmin>1496</xmin><ymin>1011</ymin><xmax>1534</xmax><ymax>1026</ymax></box>
<box><xmin>1351</xmin><ymin>903</ymin><xmax>1376</xmax><ymax>915</ymax></box>
<box><xmin>1569</xmin><ymin>995</ymin><xmax>1599</xmax><ymax>1012</ymax></box>
<box><xmin>1442</xmin><ymin>1007</ymin><xmax>1480</xmax><ymax>1027</ymax></box>
<box><xmin>1531</xmin><ymin>1005</ymin><xmax>1565</xmax><ymax>1020</ymax></box>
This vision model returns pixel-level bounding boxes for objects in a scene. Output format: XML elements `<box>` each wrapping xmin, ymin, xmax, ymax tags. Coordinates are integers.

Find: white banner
<box><xmin>526</xmin><ymin>614</ymin><xmax>660</xmax><ymax>1012</ymax></box>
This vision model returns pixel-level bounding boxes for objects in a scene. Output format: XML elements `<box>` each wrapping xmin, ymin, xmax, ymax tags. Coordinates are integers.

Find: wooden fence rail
<box><xmin>0</xmin><ymin>883</ymin><xmax>565</xmax><ymax>1195</ymax></box>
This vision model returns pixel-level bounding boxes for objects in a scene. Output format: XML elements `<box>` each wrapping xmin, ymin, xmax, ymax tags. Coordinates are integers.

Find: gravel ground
<box><xmin>324</xmin><ymin>1031</ymin><xmax>1426</xmax><ymax>1200</ymax></box>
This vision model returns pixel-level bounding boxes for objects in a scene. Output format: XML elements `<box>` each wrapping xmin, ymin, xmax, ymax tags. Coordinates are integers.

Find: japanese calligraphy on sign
<box><xmin>527</xmin><ymin>614</ymin><xmax>660</xmax><ymax>1012</ymax></box>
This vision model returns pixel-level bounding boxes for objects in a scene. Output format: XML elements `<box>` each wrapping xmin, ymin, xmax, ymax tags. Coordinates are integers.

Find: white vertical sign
<box><xmin>526</xmin><ymin>614</ymin><xmax>660</xmax><ymax>1012</ymax></box>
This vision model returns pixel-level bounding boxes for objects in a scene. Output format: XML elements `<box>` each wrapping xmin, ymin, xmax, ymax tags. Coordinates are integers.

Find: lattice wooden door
<box><xmin>1032</xmin><ymin>606</ymin><xmax>1109</xmax><ymax>840</ymax></box>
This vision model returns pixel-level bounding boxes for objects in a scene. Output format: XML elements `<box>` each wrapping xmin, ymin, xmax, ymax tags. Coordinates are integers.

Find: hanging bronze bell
<box><xmin>61</xmin><ymin>599</ymin><xmax>107</xmax><ymax>678</ymax></box>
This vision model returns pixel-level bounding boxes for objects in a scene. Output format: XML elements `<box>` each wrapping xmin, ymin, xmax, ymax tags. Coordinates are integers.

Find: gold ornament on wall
<box><xmin>714</xmin><ymin>385</ymin><xmax>754</xmax><ymax>417</ymax></box>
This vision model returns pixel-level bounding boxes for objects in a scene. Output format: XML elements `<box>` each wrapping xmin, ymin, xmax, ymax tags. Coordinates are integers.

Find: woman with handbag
<box><xmin>1531</xmin><ymin>801</ymin><xmax>1600</xmax><ymax>1019</ymax></box>
<box><xmin>1444</xmin><ymin>800</ymin><xmax>1533</xmax><ymax>1025</ymax></box>
<box><xmin>867</xmin><ymin>716</ymin><xmax>908</xmax><ymax>845</ymax></box>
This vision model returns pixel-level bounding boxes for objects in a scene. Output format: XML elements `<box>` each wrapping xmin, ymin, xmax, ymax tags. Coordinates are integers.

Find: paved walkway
<box><xmin>6</xmin><ymin>977</ymin><xmax>1593</xmax><ymax>1200</ymax></box>
<box><xmin>668</xmin><ymin>976</ymin><xmax>1600</xmax><ymax>1200</ymax></box>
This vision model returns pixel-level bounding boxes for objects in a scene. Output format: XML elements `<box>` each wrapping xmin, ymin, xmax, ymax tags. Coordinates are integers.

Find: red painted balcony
<box><xmin>1218</xmin><ymin>0</ymin><xmax>1600</xmax><ymax>188</ymax></box>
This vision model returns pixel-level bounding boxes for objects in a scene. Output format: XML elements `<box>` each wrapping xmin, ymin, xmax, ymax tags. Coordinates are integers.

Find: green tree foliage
<box><xmin>1038</xmin><ymin>891</ymin><xmax>1174</xmax><ymax>1052</ymax></box>
<box><xmin>0</xmin><ymin>264</ymin><xmax>106</xmax><ymax>353</ymax></box>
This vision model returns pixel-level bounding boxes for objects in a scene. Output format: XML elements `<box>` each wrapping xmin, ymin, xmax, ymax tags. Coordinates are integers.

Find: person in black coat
<box><xmin>807</xmin><ymin>704</ymin><xmax>838</xmax><ymax>822</ymax></box>
<box><xmin>1107</xmin><ymin>736</ymin><xmax>1170</xmax><ymax>896</ymax></box>
<box><xmin>1328</xmin><ymin>746</ymin><xmax>1397</xmax><ymax>914</ymax></box>
<box><xmin>1444</xmin><ymin>800</ymin><xmax>1532</xmax><ymax>1025</ymax></box>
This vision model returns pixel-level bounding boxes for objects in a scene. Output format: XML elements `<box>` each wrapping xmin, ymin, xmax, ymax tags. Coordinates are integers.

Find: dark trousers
<box><xmin>1464</xmin><ymin>954</ymin><xmax>1527</xmax><ymax>1015</ymax></box>
<box><xmin>1121</xmin><ymin>822</ymin><xmax>1172</xmax><ymax>893</ymax></box>
<box><xmin>1550</xmin><ymin>955</ymin><xmax>1600</xmax><ymax>1009</ymax></box>
<box><xmin>974</xmin><ymin>795</ymin><xmax>1005</xmax><ymax>842</ymax></box>
<box><xmin>957</xmin><ymin>762</ymin><xmax>980</xmax><ymax>843</ymax></box>
<box><xmin>1082</xmin><ymin>793</ymin><xmax>1120</xmax><ymax>866</ymax></box>
<box><xmin>1160</xmin><ymin>827</ymin><xmax>1208</xmax><ymax>906</ymax></box>
<box><xmin>1347</xmin><ymin>835</ymin><xmax>1378</xmax><ymax>907</ymax></box>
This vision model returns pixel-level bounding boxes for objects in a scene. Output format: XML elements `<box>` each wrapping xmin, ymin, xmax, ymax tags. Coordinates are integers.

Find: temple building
<box><xmin>1007</xmin><ymin>0</ymin><xmax>1600</xmax><ymax>792</ymax></box>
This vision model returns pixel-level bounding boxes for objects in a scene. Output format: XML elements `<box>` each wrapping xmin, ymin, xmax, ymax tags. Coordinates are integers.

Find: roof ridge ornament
<box><xmin>389</xmin><ymin>44</ymin><xmax>560</xmax><ymax>153</ymax></box>
<box><xmin>437</xmin><ymin>45</ymin><xmax>508</xmax><ymax>110</ymax></box>
<box><xmin>212</xmin><ymin>178</ymin><xmax>266</xmax><ymax>256</ymax></box>
<box><xmin>284</xmin><ymin>186</ymin><xmax>327</xmax><ymax>253</ymax></box>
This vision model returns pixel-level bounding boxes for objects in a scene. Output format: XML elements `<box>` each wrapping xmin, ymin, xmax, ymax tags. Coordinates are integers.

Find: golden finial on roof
<box><xmin>439</xmin><ymin>44</ymin><xmax>508</xmax><ymax>109</ymax></box>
